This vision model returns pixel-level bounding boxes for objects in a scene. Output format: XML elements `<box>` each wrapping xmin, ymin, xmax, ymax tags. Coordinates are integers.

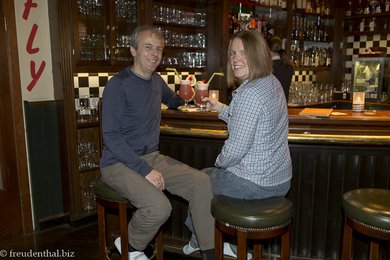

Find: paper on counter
<box><xmin>331</xmin><ymin>112</ymin><xmax>348</xmax><ymax>116</ymax></box>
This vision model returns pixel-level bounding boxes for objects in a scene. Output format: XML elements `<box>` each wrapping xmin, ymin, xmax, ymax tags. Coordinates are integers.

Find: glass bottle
<box><xmin>346</xmin><ymin>0</ymin><xmax>353</xmax><ymax>16</ymax></box>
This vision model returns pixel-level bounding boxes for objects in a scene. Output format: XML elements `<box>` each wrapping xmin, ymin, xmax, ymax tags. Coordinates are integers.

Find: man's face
<box><xmin>131</xmin><ymin>30</ymin><xmax>164</xmax><ymax>78</ymax></box>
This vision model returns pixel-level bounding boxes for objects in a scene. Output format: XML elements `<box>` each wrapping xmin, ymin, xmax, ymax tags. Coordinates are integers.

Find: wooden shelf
<box><xmin>345</xmin><ymin>11</ymin><xmax>390</xmax><ymax>20</ymax></box>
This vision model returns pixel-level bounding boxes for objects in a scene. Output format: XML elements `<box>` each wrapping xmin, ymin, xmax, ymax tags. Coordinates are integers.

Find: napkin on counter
<box><xmin>178</xmin><ymin>106</ymin><xmax>199</xmax><ymax>112</ymax></box>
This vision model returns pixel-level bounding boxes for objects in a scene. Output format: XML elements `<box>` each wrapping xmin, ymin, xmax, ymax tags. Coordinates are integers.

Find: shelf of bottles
<box><xmin>344</xmin><ymin>0</ymin><xmax>390</xmax><ymax>35</ymax></box>
<box><xmin>290</xmin><ymin>0</ymin><xmax>333</xmax><ymax>68</ymax></box>
<box><xmin>152</xmin><ymin>2</ymin><xmax>207</xmax><ymax>69</ymax></box>
<box><xmin>229</xmin><ymin>0</ymin><xmax>287</xmax><ymax>40</ymax></box>
<box><xmin>290</xmin><ymin>15</ymin><xmax>333</xmax><ymax>68</ymax></box>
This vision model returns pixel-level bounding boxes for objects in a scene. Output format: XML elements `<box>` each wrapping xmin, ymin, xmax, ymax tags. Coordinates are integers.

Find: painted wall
<box><xmin>14</xmin><ymin>0</ymin><xmax>54</xmax><ymax>101</ymax></box>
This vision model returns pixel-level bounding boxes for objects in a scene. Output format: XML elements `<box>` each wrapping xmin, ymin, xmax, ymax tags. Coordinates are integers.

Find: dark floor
<box><xmin>0</xmin><ymin>223</ymin><xmax>201</xmax><ymax>260</ymax></box>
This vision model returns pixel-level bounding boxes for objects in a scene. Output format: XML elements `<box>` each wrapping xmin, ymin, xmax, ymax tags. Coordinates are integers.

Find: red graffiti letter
<box><xmin>22</xmin><ymin>0</ymin><xmax>38</xmax><ymax>20</ymax></box>
<box><xmin>26</xmin><ymin>24</ymin><xmax>39</xmax><ymax>54</ymax></box>
<box><xmin>27</xmin><ymin>60</ymin><xmax>46</xmax><ymax>91</ymax></box>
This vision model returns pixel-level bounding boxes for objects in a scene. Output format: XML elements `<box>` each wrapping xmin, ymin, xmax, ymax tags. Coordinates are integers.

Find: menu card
<box><xmin>299</xmin><ymin>108</ymin><xmax>333</xmax><ymax>118</ymax></box>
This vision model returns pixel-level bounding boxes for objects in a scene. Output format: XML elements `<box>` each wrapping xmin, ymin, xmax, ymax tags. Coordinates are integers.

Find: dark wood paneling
<box><xmin>24</xmin><ymin>101</ymin><xmax>66</xmax><ymax>228</ymax></box>
<box><xmin>160</xmin><ymin>134</ymin><xmax>390</xmax><ymax>259</ymax></box>
<box><xmin>289</xmin><ymin>144</ymin><xmax>390</xmax><ymax>259</ymax></box>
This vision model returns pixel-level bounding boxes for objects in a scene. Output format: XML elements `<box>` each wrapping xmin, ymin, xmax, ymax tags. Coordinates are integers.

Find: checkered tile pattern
<box><xmin>343</xmin><ymin>33</ymin><xmax>390</xmax><ymax>81</ymax></box>
<box><xmin>74</xmin><ymin>72</ymin><xmax>115</xmax><ymax>98</ymax></box>
<box><xmin>73</xmin><ymin>71</ymin><xmax>204</xmax><ymax>100</ymax></box>
<box><xmin>292</xmin><ymin>69</ymin><xmax>316</xmax><ymax>83</ymax></box>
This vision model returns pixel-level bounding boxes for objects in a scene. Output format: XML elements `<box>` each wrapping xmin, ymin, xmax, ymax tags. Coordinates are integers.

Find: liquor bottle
<box><xmin>326</xmin><ymin>47</ymin><xmax>332</xmax><ymax>66</ymax></box>
<box><xmin>291</xmin><ymin>16</ymin><xmax>297</xmax><ymax>40</ymax></box>
<box><xmin>360</xmin><ymin>18</ymin><xmax>366</xmax><ymax>32</ymax></box>
<box><xmin>369</xmin><ymin>17</ymin><xmax>376</xmax><ymax>31</ymax></box>
<box><xmin>270</xmin><ymin>0</ymin><xmax>278</xmax><ymax>6</ymax></box>
<box><xmin>346</xmin><ymin>0</ymin><xmax>353</xmax><ymax>16</ymax></box>
<box><xmin>303</xmin><ymin>47</ymin><xmax>309</xmax><ymax>67</ymax></box>
<box><xmin>267</xmin><ymin>19</ymin><xmax>274</xmax><ymax>37</ymax></box>
<box><xmin>386</xmin><ymin>0</ymin><xmax>390</xmax><ymax>11</ymax></box>
<box><xmin>298</xmin><ymin>17</ymin><xmax>304</xmax><ymax>41</ymax></box>
<box><xmin>306</xmin><ymin>0</ymin><xmax>313</xmax><ymax>13</ymax></box>
<box><xmin>355</xmin><ymin>0</ymin><xmax>364</xmax><ymax>14</ymax></box>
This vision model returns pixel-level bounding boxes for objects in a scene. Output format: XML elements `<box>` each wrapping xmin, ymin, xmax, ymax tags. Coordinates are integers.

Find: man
<box><xmin>100</xmin><ymin>25</ymin><xmax>215</xmax><ymax>260</ymax></box>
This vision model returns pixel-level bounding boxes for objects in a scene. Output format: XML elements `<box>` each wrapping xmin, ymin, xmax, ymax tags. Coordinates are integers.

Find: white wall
<box><xmin>14</xmin><ymin>0</ymin><xmax>54</xmax><ymax>101</ymax></box>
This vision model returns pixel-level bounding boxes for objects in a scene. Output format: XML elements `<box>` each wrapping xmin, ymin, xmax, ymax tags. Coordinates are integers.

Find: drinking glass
<box><xmin>195</xmin><ymin>82</ymin><xmax>209</xmax><ymax>112</ymax></box>
<box><xmin>178</xmin><ymin>79</ymin><xmax>194</xmax><ymax>107</ymax></box>
<box><xmin>89</xmin><ymin>96</ymin><xmax>100</xmax><ymax>121</ymax></box>
<box><xmin>79</xmin><ymin>96</ymin><xmax>90</xmax><ymax>122</ymax></box>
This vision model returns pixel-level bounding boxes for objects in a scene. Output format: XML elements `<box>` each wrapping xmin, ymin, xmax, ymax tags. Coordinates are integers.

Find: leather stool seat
<box><xmin>95</xmin><ymin>179</ymin><xmax>128</xmax><ymax>202</ymax></box>
<box><xmin>341</xmin><ymin>188</ymin><xmax>390</xmax><ymax>260</ymax></box>
<box><xmin>211</xmin><ymin>195</ymin><xmax>293</xmax><ymax>260</ymax></box>
<box><xmin>95</xmin><ymin>179</ymin><xmax>163</xmax><ymax>260</ymax></box>
<box><xmin>343</xmin><ymin>188</ymin><xmax>390</xmax><ymax>230</ymax></box>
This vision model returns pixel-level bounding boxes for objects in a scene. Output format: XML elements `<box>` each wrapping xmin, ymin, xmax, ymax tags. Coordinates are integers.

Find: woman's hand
<box><xmin>203</xmin><ymin>97</ymin><xmax>224</xmax><ymax>112</ymax></box>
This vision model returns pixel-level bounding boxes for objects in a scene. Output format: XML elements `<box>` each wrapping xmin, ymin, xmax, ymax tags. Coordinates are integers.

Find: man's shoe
<box><xmin>183</xmin><ymin>240</ymin><xmax>200</xmax><ymax>255</ymax></box>
<box><xmin>114</xmin><ymin>237</ymin><xmax>148</xmax><ymax>260</ymax></box>
<box><xmin>223</xmin><ymin>242</ymin><xmax>253</xmax><ymax>260</ymax></box>
<box><xmin>183</xmin><ymin>240</ymin><xmax>252</xmax><ymax>259</ymax></box>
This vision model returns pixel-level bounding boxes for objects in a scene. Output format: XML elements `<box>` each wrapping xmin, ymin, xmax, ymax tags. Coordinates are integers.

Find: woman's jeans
<box><xmin>185</xmin><ymin>167</ymin><xmax>291</xmax><ymax>246</ymax></box>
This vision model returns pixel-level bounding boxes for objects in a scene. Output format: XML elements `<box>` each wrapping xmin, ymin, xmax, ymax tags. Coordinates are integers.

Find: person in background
<box><xmin>267</xmin><ymin>35</ymin><xmax>294</xmax><ymax>101</ymax></box>
<box><xmin>100</xmin><ymin>25</ymin><xmax>215</xmax><ymax>260</ymax></box>
<box><xmin>183</xmin><ymin>29</ymin><xmax>292</xmax><ymax>258</ymax></box>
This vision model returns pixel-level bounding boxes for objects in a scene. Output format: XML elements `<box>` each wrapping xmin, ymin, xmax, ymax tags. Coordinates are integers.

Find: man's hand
<box><xmin>145</xmin><ymin>169</ymin><xmax>165</xmax><ymax>191</ymax></box>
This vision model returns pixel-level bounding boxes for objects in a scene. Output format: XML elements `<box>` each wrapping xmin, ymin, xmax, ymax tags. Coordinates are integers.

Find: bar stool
<box><xmin>341</xmin><ymin>188</ymin><xmax>390</xmax><ymax>260</ymax></box>
<box><xmin>95</xmin><ymin>179</ymin><xmax>164</xmax><ymax>260</ymax></box>
<box><xmin>211</xmin><ymin>195</ymin><xmax>293</xmax><ymax>260</ymax></box>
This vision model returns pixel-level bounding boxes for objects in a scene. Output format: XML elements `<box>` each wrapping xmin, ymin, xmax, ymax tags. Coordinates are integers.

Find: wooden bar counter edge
<box><xmin>161</xmin><ymin>108</ymin><xmax>390</xmax><ymax>145</ymax></box>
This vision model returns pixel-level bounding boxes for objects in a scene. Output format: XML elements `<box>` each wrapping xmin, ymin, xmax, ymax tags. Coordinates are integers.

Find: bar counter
<box><xmin>159</xmin><ymin>108</ymin><xmax>390</xmax><ymax>259</ymax></box>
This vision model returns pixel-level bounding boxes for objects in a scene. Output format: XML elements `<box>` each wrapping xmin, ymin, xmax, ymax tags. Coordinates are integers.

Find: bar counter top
<box><xmin>160</xmin><ymin>108</ymin><xmax>390</xmax><ymax>145</ymax></box>
<box><xmin>159</xmin><ymin>107</ymin><xmax>390</xmax><ymax>260</ymax></box>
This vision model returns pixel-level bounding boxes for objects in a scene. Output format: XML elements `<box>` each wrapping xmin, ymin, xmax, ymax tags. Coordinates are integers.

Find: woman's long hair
<box><xmin>227</xmin><ymin>30</ymin><xmax>272</xmax><ymax>89</ymax></box>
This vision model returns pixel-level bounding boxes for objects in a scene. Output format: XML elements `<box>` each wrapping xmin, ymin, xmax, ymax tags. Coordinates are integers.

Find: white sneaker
<box><xmin>183</xmin><ymin>241</ymin><xmax>200</xmax><ymax>255</ymax></box>
<box><xmin>183</xmin><ymin>240</ymin><xmax>252</xmax><ymax>259</ymax></box>
<box><xmin>114</xmin><ymin>237</ymin><xmax>148</xmax><ymax>260</ymax></box>
<box><xmin>223</xmin><ymin>242</ymin><xmax>253</xmax><ymax>260</ymax></box>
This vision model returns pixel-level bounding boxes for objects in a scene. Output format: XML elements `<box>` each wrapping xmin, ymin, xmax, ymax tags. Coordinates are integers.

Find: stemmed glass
<box><xmin>75</xmin><ymin>99</ymin><xmax>82</xmax><ymax>122</ymax></box>
<box><xmin>194</xmin><ymin>82</ymin><xmax>209</xmax><ymax>112</ymax></box>
<box><xmin>178</xmin><ymin>79</ymin><xmax>194</xmax><ymax>107</ymax></box>
<box><xmin>79</xmin><ymin>96</ymin><xmax>90</xmax><ymax>122</ymax></box>
<box><xmin>89</xmin><ymin>96</ymin><xmax>100</xmax><ymax>121</ymax></box>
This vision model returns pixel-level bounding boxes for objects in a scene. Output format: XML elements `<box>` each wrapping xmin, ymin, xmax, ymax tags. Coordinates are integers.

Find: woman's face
<box><xmin>229</xmin><ymin>38</ymin><xmax>249</xmax><ymax>81</ymax></box>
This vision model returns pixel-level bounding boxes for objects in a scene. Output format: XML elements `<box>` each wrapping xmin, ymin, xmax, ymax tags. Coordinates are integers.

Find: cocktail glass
<box><xmin>178</xmin><ymin>79</ymin><xmax>194</xmax><ymax>107</ymax></box>
<box><xmin>195</xmin><ymin>82</ymin><xmax>209</xmax><ymax>112</ymax></box>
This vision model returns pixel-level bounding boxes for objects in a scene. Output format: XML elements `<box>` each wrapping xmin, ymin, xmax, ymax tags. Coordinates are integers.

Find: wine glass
<box><xmin>178</xmin><ymin>79</ymin><xmax>194</xmax><ymax>107</ymax></box>
<box><xmin>194</xmin><ymin>82</ymin><xmax>209</xmax><ymax>112</ymax></box>
<box><xmin>79</xmin><ymin>96</ymin><xmax>90</xmax><ymax>122</ymax></box>
<box><xmin>75</xmin><ymin>99</ymin><xmax>81</xmax><ymax>122</ymax></box>
<box><xmin>89</xmin><ymin>96</ymin><xmax>100</xmax><ymax>121</ymax></box>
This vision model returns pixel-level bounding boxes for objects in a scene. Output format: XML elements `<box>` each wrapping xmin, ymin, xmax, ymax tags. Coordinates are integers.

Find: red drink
<box><xmin>195</xmin><ymin>89</ymin><xmax>208</xmax><ymax>105</ymax></box>
<box><xmin>195</xmin><ymin>83</ymin><xmax>209</xmax><ymax>111</ymax></box>
<box><xmin>178</xmin><ymin>80</ymin><xmax>194</xmax><ymax>106</ymax></box>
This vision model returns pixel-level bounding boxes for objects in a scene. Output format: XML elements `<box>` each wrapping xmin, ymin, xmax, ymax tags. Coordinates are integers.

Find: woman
<box><xmin>183</xmin><ymin>30</ymin><xmax>292</xmax><ymax>258</ymax></box>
